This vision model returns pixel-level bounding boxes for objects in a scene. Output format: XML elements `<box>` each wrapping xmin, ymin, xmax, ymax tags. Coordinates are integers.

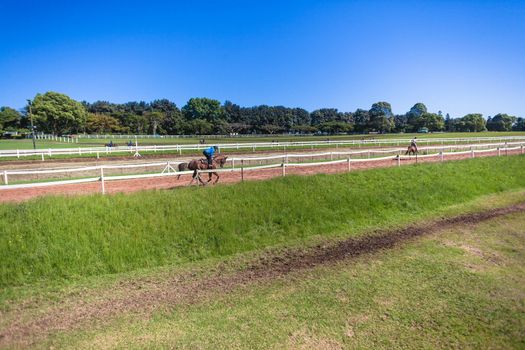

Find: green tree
<box><xmin>318</xmin><ymin>121</ymin><xmax>353</xmax><ymax>134</ymax></box>
<box><xmin>31</xmin><ymin>92</ymin><xmax>87</xmax><ymax>134</ymax></box>
<box><xmin>458</xmin><ymin>114</ymin><xmax>486</xmax><ymax>132</ymax></box>
<box><xmin>486</xmin><ymin>113</ymin><xmax>516</xmax><ymax>131</ymax></box>
<box><xmin>144</xmin><ymin>111</ymin><xmax>165</xmax><ymax>135</ymax></box>
<box><xmin>0</xmin><ymin>107</ymin><xmax>22</xmax><ymax>130</ymax></box>
<box><xmin>86</xmin><ymin>114</ymin><xmax>122</xmax><ymax>133</ymax></box>
<box><xmin>368</xmin><ymin>102</ymin><xmax>394</xmax><ymax>132</ymax></box>
<box><xmin>185</xmin><ymin>118</ymin><xmax>213</xmax><ymax>134</ymax></box>
<box><xmin>414</xmin><ymin>113</ymin><xmax>445</xmax><ymax>131</ymax></box>
<box><xmin>513</xmin><ymin>117</ymin><xmax>525</xmax><ymax>131</ymax></box>
<box><xmin>182</xmin><ymin>98</ymin><xmax>224</xmax><ymax>123</ymax></box>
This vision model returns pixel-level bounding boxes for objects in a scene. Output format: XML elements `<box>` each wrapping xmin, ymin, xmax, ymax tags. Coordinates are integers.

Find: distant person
<box><xmin>109</xmin><ymin>140</ymin><xmax>113</xmax><ymax>147</ymax></box>
<box><xmin>410</xmin><ymin>137</ymin><xmax>418</xmax><ymax>152</ymax></box>
<box><xmin>128</xmin><ymin>140</ymin><xmax>133</xmax><ymax>147</ymax></box>
<box><xmin>203</xmin><ymin>145</ymin><xmax>218</xmax><ymax>168</ymax></box>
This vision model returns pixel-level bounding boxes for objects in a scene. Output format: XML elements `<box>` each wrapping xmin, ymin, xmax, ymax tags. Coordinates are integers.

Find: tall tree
<box><xmin>486</xmin><ymin>113</ymin><xmax>516</xmax><ymax>131</ymax></box>
<box><xmin>85</xmin><ymin>114</ymin><xmax>122</xmax><ymax>133</ymax></box>
<box><xmin>0</xmin><ymin>107</ymin><xmax>22</xmax><ymax>130</ymax></box>
<box><xmin>30</xmin><ymin>92</ymin><xmax>87</xmax><ymax>134</ymax></box>
<box><xmin>368</xmin><ymin>102</ymin><xmax>394</xmax><ymax>132</ymax></box>
<box><xmin>182</xmin><ymin>98</ymin><xmax>224</xmax><ymax>122</ymax></box>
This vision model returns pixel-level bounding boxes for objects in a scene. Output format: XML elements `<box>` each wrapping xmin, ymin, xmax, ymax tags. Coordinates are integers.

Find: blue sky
<box><xmin>1</xmin><ymin>0</ymin><xmax>524</xmax><ymax>118</ymax></box>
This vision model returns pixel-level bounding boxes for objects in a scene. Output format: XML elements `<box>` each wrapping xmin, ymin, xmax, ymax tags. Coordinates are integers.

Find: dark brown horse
<box><xmin>405</xmin><ymin>145</ymin><xmax>418</xmax><ymax>156</ymax></box>
<box><xmin>187</xmin><ymin>155</ymin><xmax>228</xmax><ymax>185</ymax></box>
<box><xmin>177</xmin><ymin>162</ymin><xmax>188</xmax><ymax>180</ymax></box>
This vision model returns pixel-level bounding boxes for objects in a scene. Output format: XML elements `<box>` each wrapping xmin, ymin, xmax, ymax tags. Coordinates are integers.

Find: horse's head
<box><xmin>215</xmin><ymin>155</ymin><xmax>228</xmax><ymax>168</ymax></box>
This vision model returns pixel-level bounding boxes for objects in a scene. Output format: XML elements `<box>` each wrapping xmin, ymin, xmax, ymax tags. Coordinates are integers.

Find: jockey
<box><xmin>203</xmin><ymin>146</ymin><xmax>218</xmax><ymax>168</ymax></box>
<box><xmin>410</xmin><ymin>137</ymin><xmax>418</xmax><ymax>151</ymax></box>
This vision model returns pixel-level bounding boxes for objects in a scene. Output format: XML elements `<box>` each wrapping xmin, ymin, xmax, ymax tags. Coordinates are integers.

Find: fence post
<box><xmin>100</xmin><ymin>167</ymin><xmax>105</xmax><ymax>194</ymax></box>
<box><xmin>397</xmin><ymin>155</ymin><xmax>400</xmax><ymax>167</ymax></box>
<box><xmin>17</xmin><ymin>149</ymin><xmax>19</xmax><ymax>159</ymax></box>
<box><xmin>97</xmin><ymin>151</ymin><xmax>100</xmax><ymax>159</ymax></box>
<box><xmin>330</xmin><ymin>152</ymin><xmax>333</xmax><ymax>160</ymax></box>
<box><xmin>41</xmin><ymin>153</ymin><xmax>45</xmax><ymax>161</ymax></box>
<box><xmin>3</xmin><ymin>171</ymin><xmax>8</xmax><ymax>185</ymax></box>
<box><xmin>521</xmin><ymin>145</ymin><xmax>524</xmax><ymax>154</ymax></box>
<box><xmin>347</xmin><ymin>157</ymin><xmax>351</xmax><ymax>171</ymax></box>
<box><xmin>241</xmin><ymin>160</ymin><xmax>244</xmax><ymax>182</ymax></box>
<box><xmin>282</xmin><ymin>162</ymin><xmax>286</xmax><ymax>176</ymax></box>
<box><xmin>471</xmin><ymin>150</ymin><xmax>475</xmax><ymax>158</ymax></box>
<box><xmin>440</xmin><ymin>151</ymin><xmax>444</xmax><ymax>162</ymax></box>
<box><xmin>498</xmin><ymin>148</ymin><xmax>501</xmax><ymax>156</ymax></box>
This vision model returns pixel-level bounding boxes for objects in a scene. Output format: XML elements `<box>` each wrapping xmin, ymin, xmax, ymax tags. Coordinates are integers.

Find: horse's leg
<box><xmin>189</xmin><ymin>170</ymin><xmax>198</xmax><ymax>185</ymax></box>
<box><xmin>213</xmin><ymin>172</ymin><xmax>220</xmax><ymax>184</ymax></box>
<box><xmin>207</xmin><ymin>172</ymin><xmax>213</xmax><ymax>183</ymax></box>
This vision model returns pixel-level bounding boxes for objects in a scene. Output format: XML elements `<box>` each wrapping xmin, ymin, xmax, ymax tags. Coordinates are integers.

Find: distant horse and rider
<box><xmin>405</xmin><ymin>137</ymin><xmax>418</xmax><ymax>156</ymax></box>
<box><xmin>177</xmin><ymin>146</ymin><xmax>228</xmax><ymax>185</ymax></box>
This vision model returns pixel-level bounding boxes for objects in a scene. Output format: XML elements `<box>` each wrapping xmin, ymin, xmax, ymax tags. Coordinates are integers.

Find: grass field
<box><xmin>1</xmin><ymin>131</ymin><xmax>525</xmax><ymax>150</ymax></box>
<box><xmin>1</xmin><ymin>155</ymin><xmax>525</xmax><ymax>288</ymax></box>
<box><xmin>48</xmin><ymin>209</ymin><xmax>525</xmax><ymax>349</ymax></box>
<box><xmin>1</xmin><ymin>155</ymin><xmax>525</xmax><ymax>348</ymax></box>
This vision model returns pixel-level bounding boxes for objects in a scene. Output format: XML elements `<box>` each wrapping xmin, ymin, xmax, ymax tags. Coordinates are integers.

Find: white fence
<box><xmin>2</xmin><ymin>136</ymin><xmax>525</xmax><ymax>161</ymax></box>
<box><xmin>1</xmin><ymin>142</ymin><xmax>523</xmax><ymax>193</ymax></box>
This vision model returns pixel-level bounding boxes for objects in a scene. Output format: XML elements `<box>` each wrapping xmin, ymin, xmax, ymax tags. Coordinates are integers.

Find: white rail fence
<box><xmin>1</xmin><ymin>142</ymin><xmax>523</xmax><ymax>193</ymax></box>
<box><xmin>2</xmin><ymin>136</ymin><xmax>525</xmax><ymax>160</ymax></box>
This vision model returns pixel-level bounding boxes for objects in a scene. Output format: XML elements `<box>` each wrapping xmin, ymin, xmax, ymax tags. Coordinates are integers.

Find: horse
<box><xmin>405</xmin><ymin>144</ymin><xmax>418</xmax><ymax>156</ymax></box>
<box><xmin>177</xmin><ymin>162</ymin><xmax>188</xmax><ymax>180</ymax></box>
<box><xmin>104</xmin><ymin>142</ymin><xmax>118</xmax><ymax>148</ymax></box>
<box><xmin>187</xmin><ymin>155</ymin><xmax>228</xmax><ymax>185</ymax></box>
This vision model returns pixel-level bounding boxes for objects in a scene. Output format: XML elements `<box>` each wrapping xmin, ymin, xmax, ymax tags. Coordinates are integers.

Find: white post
<box><xmin>347</xmin><ymin>157</ymin><xmax>351</xmax><ymax>171</ymax></box>
<box><xmin>471</xmin><ymin>150</ymin><xmax>474</xmax><ymax>158</ymax></box>
<box><xmin>397</xmin><ymin>155</ymin><xmax>400</xmax><ymax>167</ymax></box>
<box><xmin>48</xmin><ymin>148</ymin><xmax>52</xmax><ymax>157</ymax></box>
<box><xmin>498</xmin><ymin>148</ymin><xmax>501</xmax><ymax>156</ymax></box>
<box><xmin>16</xmin><ymin>149</ymin><xmax>20</xmax><ymax>159</ymax></box>
<box><xmin>97</xmin><ymin>151</ymin><xmax>100</xmax><ymax>159</ymax></box>
<box><xmin>330</xmin><ymin>152</ymin><xmax>333</xmax><ymax>160</ymax></box>
<box><xmin>232</xmin><ymin>159</ymin><xmax>235</xmax><ymax>170</ymax></box>
<box><xmin>79</xmin><ymin>148</ymin><xmax>82</xmax><ymax>155</ymax></box>
<box><xmin>440</xmin><ymin>151</ymin><xmax>444</xmax><ymax>162</ymax></box>
<box><xmin>282</xmin><ymin>162</ymin><xmax>286</xmax><ymax>176</ymax></box>
<box><xmin>3</xmin><ymin>171</ymin><xmax>8</xmax><ymax>185</ymax></box>
<box><xmin>521</xmin><ymin>145</ymin><xmax>524</xmax><ymax>154</ymax></box>
<box><xmin>100</xmin><ymin>167</ymin><xmax>105</xmax><ymax>194</ymax></box>
<box><xmin>41</xmin><ymin>153</ymin><xmax>45</xmax><ymax>161</ymax></box>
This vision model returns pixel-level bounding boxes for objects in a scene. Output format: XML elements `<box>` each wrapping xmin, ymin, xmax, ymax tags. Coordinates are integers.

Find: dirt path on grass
<box><xmin>1</xmin><ymin>149</ymin><xmax>522</xmax><ymax>203</ymax></box>
<box><xmin>1</xmin><ymin>202</ymin><xmax>525</xmax><ymax>347</ymax></box>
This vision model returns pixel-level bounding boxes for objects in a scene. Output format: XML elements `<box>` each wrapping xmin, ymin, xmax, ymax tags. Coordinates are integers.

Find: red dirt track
<box><xmin>0</xmin><ymin>150</ymin><xmax>522</xmax><ymax>203</ymax></box>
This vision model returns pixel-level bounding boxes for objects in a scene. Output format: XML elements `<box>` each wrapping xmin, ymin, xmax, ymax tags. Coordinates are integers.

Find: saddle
<box><xmin>199</xmin><ymin>158</ymin><xmax>214</xmax><ymax>169</ymax></box>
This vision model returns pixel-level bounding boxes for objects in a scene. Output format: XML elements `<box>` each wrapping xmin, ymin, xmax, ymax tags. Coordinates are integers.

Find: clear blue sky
<box><xmin>1</xmin><ymin>0</ymin><xmax>524</xmax><ymax>118</ymax></box>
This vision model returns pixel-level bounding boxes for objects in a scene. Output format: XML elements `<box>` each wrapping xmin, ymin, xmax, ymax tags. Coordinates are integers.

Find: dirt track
<box><xmin>0</xmin><ymin>149</ymin><xmax>522</xmax><ymax>203</ymax></box>
<box><xmin>2</xmin><ymin>202</ymin><xmax>524</xmax><ymax>347</ymax></box>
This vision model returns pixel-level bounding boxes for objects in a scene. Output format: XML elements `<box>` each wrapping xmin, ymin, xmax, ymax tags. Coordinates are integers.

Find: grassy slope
<box><xmin>1</xmin><ymin>155</ymin><xmax>525</xmax><ymax>288</ymax></box>
<box><xmin>53</xmin><ymin>210</ymin><xmax>525</xmax><ymax>349</ymax></box>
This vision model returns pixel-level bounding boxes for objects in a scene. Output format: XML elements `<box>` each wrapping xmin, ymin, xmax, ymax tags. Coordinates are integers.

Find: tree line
<box><xmin>1</xmin><ymin>91</ymin><xmax>524</xmax><ymax>136</ymax></box>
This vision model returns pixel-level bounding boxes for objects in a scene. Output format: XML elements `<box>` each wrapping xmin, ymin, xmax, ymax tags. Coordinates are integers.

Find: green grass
<box><xmin>1</xmin><ymin>131</ymin><xmax>524</xmax><ymax>150</ymax></box>
<box><xmin>1</xmin><ymin>155</ymin><xmax>525</xmax><ymax>288</ymax></box>
<box><xmin>52</xmin><ymin>211</ymin><xmax>524</xmax><ymax>349</ymax></box>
